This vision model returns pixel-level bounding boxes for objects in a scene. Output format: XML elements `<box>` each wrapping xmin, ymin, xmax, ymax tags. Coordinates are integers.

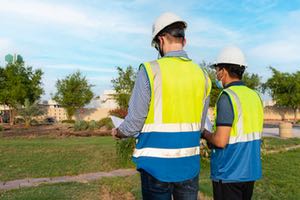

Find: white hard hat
<box><xmin>214</xmin><ymin>46</ymin><xmax>247</xmax><ymax>67</ymax></box>
<box><xmin>151</xmin><ymin>12</ymin><xmax>187</xmax><ymax>47</ymax></box>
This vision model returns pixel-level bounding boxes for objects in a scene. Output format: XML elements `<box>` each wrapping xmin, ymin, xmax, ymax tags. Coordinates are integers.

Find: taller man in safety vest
<box><xmin>111</xmin><ymin>12</ymin><xmax>211</xmax><ymax>200</ymax></box>
<box><xmin>202</xmin><ymin>46</ymin><xmax>263</xmax><ymax>200</ymax></box>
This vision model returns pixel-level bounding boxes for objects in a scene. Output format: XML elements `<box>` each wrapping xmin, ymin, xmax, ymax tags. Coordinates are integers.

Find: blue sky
<box><xmin>0</xmin><ymin>0</ymin><xmax>300</xmax><ymax>100</ymax></box>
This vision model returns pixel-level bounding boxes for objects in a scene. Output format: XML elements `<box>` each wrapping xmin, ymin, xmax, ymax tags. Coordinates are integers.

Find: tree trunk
<box><xmin>25</xmin><ymin>118</ymin><xmax>31</xmax><ymax>128</ymax></box>
<box><xmin>294</xmin><ymin>108</ymin><xmax>299</xmax><ymax>124</ymax></box>
<box><xmin>9</xmin><ymin>108</ymin><xmax>15</xmax><ymax>126</ymax></box>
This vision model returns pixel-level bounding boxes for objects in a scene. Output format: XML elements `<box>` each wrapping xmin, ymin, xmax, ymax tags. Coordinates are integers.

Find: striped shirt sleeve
<box><xmin>118</xmin><ymin>65</ymin><xmax>151</xmax><ymax>137</ymax></box>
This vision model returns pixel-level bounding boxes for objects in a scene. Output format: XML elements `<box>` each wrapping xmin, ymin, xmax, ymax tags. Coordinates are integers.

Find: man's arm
<box><xmin>202</xmin><ymin>127</ymin><xmax>231</xmax><ymax>148</ymax></box>
<box><xmin>112</xmin><ymin>66</ymin><xmax>151</xmax><ymax>139</ymax></box>
<box><xmin>202</xmin><ymin>93</ymin><xmax>234</xmax><ymax>148</ymax></box>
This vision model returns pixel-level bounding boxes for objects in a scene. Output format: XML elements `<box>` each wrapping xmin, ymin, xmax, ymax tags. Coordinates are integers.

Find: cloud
<box><xmin>0</xmin><ymin>0</ymin><xmax>148</xmax><ymax>35</ymax></box>
<box><xmin>42</xmin><ymin>64</ymin><xmax>115</xmax><ymax>73</ymax></box>
<box><xmin>187</xmin><ymin>18</ymin><xmax>241</xmax><ymax>48</ymax></box>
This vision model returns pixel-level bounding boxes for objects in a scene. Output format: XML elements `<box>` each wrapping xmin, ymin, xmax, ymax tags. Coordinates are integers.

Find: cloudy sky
<box><xmin>0</xmin><ymin>0</ymin><xmax>299</xmax><ymax>100</ymax></box>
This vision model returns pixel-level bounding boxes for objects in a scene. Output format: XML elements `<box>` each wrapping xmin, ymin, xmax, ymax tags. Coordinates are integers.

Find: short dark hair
<box><xmin>153</xmin><ymin>22</ymin><xmax>186</xmax><ymax>45</ymax></box>
<box><xmin>216</xmin><ymin>63</ymin><xmax>245</xmax><ymax>79</ymax></box>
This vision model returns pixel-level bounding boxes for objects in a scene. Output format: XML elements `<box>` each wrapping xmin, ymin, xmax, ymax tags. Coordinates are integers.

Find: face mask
<box><xmin>215</xmin><ymin>70</ymin><xmax>224</xmax><ymax>89</ymax></box>
<box><xmin>215</xmin><ymin>79</ymin><xmax>223</xmax><ymax>89</ymax></box>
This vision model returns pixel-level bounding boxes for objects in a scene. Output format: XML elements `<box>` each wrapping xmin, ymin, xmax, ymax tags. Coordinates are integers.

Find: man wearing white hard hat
<box><xmin>201</xmin><ymin>46</ymin><xmax>263</xmax><ymax>200</ymax></box>
<box><xmin>111</xmin><ymin>12</ymin><xmax>211</xmax><ymax>199</ymax></box>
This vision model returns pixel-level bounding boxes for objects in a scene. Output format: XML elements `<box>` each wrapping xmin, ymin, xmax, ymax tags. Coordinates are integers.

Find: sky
<box><xmin>0</xmin><ymin>0</ymin><xmax>300</xmax><ymax>101</ymax></box>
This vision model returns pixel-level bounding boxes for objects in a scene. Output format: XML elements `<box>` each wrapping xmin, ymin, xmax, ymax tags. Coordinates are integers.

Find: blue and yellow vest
<box><xmin>211</xmin><ymin>85</ymin><xmax>264</xmax><ymax>182</ymax></box>
<box><xmin>132</xmin><ymin>56</ymin><xmax>211</xmax><ymax>182</ymax></box>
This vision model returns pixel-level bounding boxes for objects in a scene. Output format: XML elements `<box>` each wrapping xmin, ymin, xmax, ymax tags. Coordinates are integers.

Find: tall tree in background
<box><xmin>263</xmin><ymin>67</ymin><xmax>300</xmax><ymax>122</ymax></box>
<box><xmin>0</xmin><ymin>55</ymin><xmax>43</xmax><ymax>125</ymax></box>
<box><xmin>53</xmin><ymin>71</ymin><xmax>94</xmax><ymax>120</ymax></box>
<box><xmin>111</xmin><ymin>66</ymin><xmax>136</xmax><ymax>109</ymax></box>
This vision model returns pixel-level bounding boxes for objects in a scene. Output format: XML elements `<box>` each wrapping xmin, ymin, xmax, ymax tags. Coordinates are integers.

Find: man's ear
<box><xmin>158</xmin><ymin>36</ymin><xmax>164</xmax><ymax>46</ymax></box>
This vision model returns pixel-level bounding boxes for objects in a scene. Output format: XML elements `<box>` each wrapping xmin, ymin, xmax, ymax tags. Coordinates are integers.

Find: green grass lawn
<box><xmin>0</xmin><ymin>136</ymin><xmax>300</xmax><ymax>199</ymax></box>
<box><xmin>0</xmin><ymin>175</ymin><xmax>141</xmax><ymax>200</ymax></box>
<box><xmin>263</xmin><ymin>137</ymin><xmax>300</xmax><ymax>150</ymax></box>
<box><xmin>0</xmin><ymin>136</ymin><xmax>133</xmax><ymax>181</ymax></box>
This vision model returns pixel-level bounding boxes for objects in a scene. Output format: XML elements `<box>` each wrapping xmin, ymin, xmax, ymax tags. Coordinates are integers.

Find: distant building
<box><xmin>36</xmin><ymin>100</ymin><xmax>68</xmax><ymax>121</ymax></box>
<box><xmin>99</xmin><ymin>90</ymin><xmax>118</xmax><ymax>109</ymax></box>
<box><xmin>263</xmin><ymin>100</ymin><xmax>276</xmax><ymax>107</ymax></box>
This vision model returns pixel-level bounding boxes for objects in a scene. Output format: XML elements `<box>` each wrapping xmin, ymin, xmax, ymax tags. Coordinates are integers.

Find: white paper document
<box><xmin>204</xmin><ymin>115</ymin><xmax>213</xmax><ymax>132</ymax></box>
<box><xmin>110</xmin><ymin>116</ymin><xmax>124</xmax><ymax>128</ymax></box>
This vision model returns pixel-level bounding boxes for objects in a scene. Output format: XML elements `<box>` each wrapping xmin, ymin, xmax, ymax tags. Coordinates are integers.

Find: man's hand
<box><xmin>111</xmin><ymin>128</ymin><xmax>127</xmax><ymax>139</ymax></box>
<box><xmin>111</xmin><ymin>128</ymin><xmax>120</xmax><ymax>140</ymax></box>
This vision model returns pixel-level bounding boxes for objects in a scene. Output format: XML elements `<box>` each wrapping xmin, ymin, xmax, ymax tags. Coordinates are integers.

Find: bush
<box><xmin>0</xmin><ymin>125</ymin><xmax>3</xmax><ymax>131</ymax></box>
<box><xmin>200</xmin><ymin>139</ymin><xmax>211</xmax><ymax>160</ymax></box>
<box><xmin>88</xmin><ymin>120</ymin><xmax>99</xmax><ymax>130</ymax></box>
<box><xmin>15</xmin><ymin>117</ymin><xmax>25</xmax><ymax>124</ymax></box>
<box><xmin>109</xmin><ymin>108</ymin><xmax>128</xmax><ymax>118</ymax></box>
<box><xmin>116</xmin><ymin>138</ymin><xmax>136</xmax><ymax>167</ymax></box>
<box><xmin>30</xmin><ymin>119</ymin><xmax>39</xmax><ymax>126</ymax></box>
<box><xmin>62</xmin><ymin>119</ymin><xmax>75</xmax><ymax>124</ymax></box>
<box><xmin>74</xmin><ymin>120</ymin><xmax>89</xmax><ymax>131</ymax></box>
<box><xmin>98</xmin><ymin>117</ymin><xmax>113</xmax><ymax>130</ymax></box>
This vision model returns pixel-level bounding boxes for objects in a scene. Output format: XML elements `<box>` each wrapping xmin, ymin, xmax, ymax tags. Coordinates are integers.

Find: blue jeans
<box><xmin>140</xmin><ymin>170</ymin><xmax>199</xmax><ymax>200</ymax></box>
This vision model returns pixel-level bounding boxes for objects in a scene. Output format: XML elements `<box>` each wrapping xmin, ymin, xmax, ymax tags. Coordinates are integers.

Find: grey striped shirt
<box><xmin>118</xmin><ymin>50</ymin><xmax>210</xmax><ymax>137</ymax></box>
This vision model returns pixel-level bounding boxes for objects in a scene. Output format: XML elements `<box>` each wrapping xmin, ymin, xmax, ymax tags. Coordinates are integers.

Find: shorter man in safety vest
<box><xmin>112</xmin><ymin>12</ymin><xmax>211</xmax><ymax>200</ymax></box>
<box><xmin>202</xmin><ymin>46</ymin><xmax>263</xmax><ymax>200</ymax></box>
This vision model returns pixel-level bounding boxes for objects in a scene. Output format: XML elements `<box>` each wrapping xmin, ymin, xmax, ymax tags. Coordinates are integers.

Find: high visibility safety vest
<box><xmin>132</xmin><ymin>57</ymin><xmax>211</xmax><ymax>182</ymax></box>
<box><xmin>211</xmin><ymin>85</ymin><xmax>264</xmax><ymax>182</ymax></box>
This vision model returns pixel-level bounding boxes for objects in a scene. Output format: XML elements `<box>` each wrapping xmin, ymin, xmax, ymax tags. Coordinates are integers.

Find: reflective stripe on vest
<box><xmin>215</xmin><ymin>86</ymin><xmax>263</xmax><ymax>144</ymax></box>
<box><xmin>133</xmin><ymin>57</ymin><xmax>211</xmax><ymax>159</ymax></box>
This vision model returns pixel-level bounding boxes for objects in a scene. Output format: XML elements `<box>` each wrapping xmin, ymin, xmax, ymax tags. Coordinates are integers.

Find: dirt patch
<box><xmin>99</xmin><ymin>186</ymin><xmax>135</xmax><ymax>200</ymax></box>
<box><xmin>0</xmin><ymin>123</ymin><xmax>111</xmax><ymax>138</ymax></box>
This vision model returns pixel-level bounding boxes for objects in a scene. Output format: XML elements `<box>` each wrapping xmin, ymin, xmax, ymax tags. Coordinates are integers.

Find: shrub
<box><xmin>109</xmin><ymin>108</ymin><xmax>128</xmax><ymax>118</ymax></box>
<box><xmin>74</xmin><ymin>120</ymin><xmax>89</xmax><ymax>131</ymax></box>
<box><xmin>88</xmin><ymin>120</ymin><xmax>99</xmax><ymax>130</ymax></box>
<box><xmin>15</xmin><ymin>117</ymin><xmax>25</xmax><ymax>124</ymax></box>
<box><xmin>116</xmin><ymin>138</ymin><xmax>136</xmax><ymax>167</ymax></box>
<box><xmin>62</xmin><ymin>119</ymin><xmax>75</xmax><ymax>124</ymax></box>
<box><xmin>200</xmin><ymin>139</ymin><xmax>211</xmax><ymax>160</ymax></box>
<box><xmin>30</xmin><ymin>119</ymin><xmax>39</xmax><ymax>126</ymax></box>
<box><xmin>98</xmin><ymin>117</ymin><xmax>113</xmax><ymax>130</ymax></box>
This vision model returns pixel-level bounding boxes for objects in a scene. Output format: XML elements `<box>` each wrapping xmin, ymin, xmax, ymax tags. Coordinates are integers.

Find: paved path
<box><xmin>263</xmin><ymin>127</ymin><xmax>300</xmax><ymax>138</ymax></box>
<box><xmin>0</xmin><ymin>169</ymin><xmax>137</xmax><ymax>191</ymax></box>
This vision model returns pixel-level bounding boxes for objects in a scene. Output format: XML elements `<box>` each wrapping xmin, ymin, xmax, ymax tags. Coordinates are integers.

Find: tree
<box><xmin>111</xmin><ymin>66</ymin><xmax>136</xmax><ymax>109</ymax></box>
<box><xmin>263</xmin><ymin>67</ymin><xmax>300</xmax><ymax>122</ymax></box>
<box><xmin>53</xmin><ymin>71</ymin><xmax>94</xmax><ymax>120</ymax></box>
<box><xmin>18</xmin><ymin>99</ymin><xmax>45</xmax><ymax>128</ymax></box>
<box><xmin>242</xmin><ymin>72</ymin><xmax>262</xmax><ymax>91</ymax></box>
<box><xmin>0</xmin><ymin>56</ymin><xmax>44</xmax><ymax>125</ymax></box>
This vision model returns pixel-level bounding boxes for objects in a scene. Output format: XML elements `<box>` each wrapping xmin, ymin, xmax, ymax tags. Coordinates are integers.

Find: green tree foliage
<box><xmin>200</xmin><ymin>62</ymin><xmax>221</xmax><ymax>107</ymax></box>
<box><xmin>263</xmin><ymin>67</ymin><xmax>300</xmax><ymax>122</ymax></box>
<box><xmin>242</xmin><ymin>72</ymin><xmax>262</xmax><ymax>91</ymax></box>
<box><xmin>53</xmin><ymin>71</ymin><xmax>94</xmax><ymax>120</ymax></box>
<box><xmin>111</xmin><ymin>66</ymin><xmax>136</xmax><ymax>109</ymax></box>
<box><xmin>18</xmin><ymin>99</ymin><xmax>45</xmax><ymax>128</ymax></box>
<box><xmin>0</xmin><ymin>57</ymin><xmax>43</xmax><ymax>124</ymax></box>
